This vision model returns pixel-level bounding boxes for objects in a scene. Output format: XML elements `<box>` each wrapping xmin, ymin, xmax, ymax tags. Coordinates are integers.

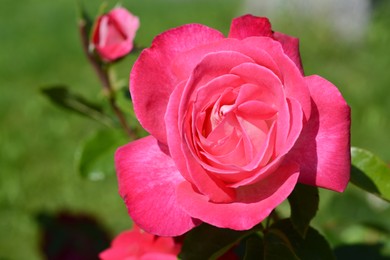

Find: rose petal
<box><xmin>281</xmin><ymin>97</ymin><xmax>304</xmax><ymax>154</ymax></box>
<box><xmin>173</xmin><ymin>37</ymin><xmax>282</xmax><ymax>79</ymax></box>
<box><xmin>99</xmin><ymin>247</ymin><xmax>131</xmax><ymax>260</ymax></box>
<box><xmin>228</xmin><ymin>15</ymin><xmax>273</xmax><ymax>39</ymax></box>
<box><xmin>240</xmin><ymin>37</ymin><xmax>312</xmax><ymax>121</ymax></box>
<box><xmin>201</xmin><ymin>121</ymin><xmax>248</xmax><ymax>168</ymax></box>
<box><xmin>100</xmin><ymin>229</ymin><xmax>151</xmax><ymax>260</ymax></box>
<box><xmin>131</xmin><ymin>24</ymin><xmax>224</xmax><ymax>144</ymax></box>
<box><xmin>109</xmin><ymin>8</ymin><xmax>140</xmax><ymax>39</ymax></box>
<box><xmin>238</xmin><ymin>81</ymin><xmax>273</xmax><ymax>101</ymax></box>
<box><xmin>229</xmin><ymin>63</ymin><xmax>284</xmax><ymax>106</ymax></box>
<box><xmin>225</xmin><ymin>123</ymin><xmax>278</xmax><ymax>187</ymax></box>
<box><xmin>237</xmin><ymin>100</ymin><xmax>277</xmax><ymax>120</ymax></box>
<box><xmin>165</xmin><ymin>79</ymin><xmax>236</xmax><ymax>203</ymax></box>
<box><xmin>177</xmin><ymin>163</ymin><xmax>299</xmax><ymax>230</ymax></box>
<box><xmin>141</xmin><ymin>253</ymin><xmax>179</xmax><ymax>260</ymax></box>
<box><xmin>230</xmin><ymin>62</ymin><xmax>290</xmax><ymax>159</ymax></box>
<box><xmin>183</xmin><ymin>51</ymin><xmax>255</xmax><ymax>95</ymax></box>
<box><xmin>100</xmin><ymin>226</ymin><xmax>180</xmax><ymax>260</ymax></box>
<box><xmin>97</xmin><ymin>16</ymin><xmax>113</xmax><ymax>46</ymax></box>
<box><xmin>115</xmin><ymin>136</ymin><xmax>200</xmax><ymax>236</ymax></box>
<box><xmin>193</xmin><ymin>74</ymin><xmax>242</xmax><ymax>113</ymax></box>
<box><xmin>273</xmin><ymin>32</ymin><xmax>304</xmax><ymax>74</ymax></box>
<box><xmin>228</xmin><ymin>15</ymin><xmax>303</xmax><ymax>74</ymax></box>
<box><xmin>166</xmin><ymin>51</ymin><xmax>258</xmax><ymax>200</ymax></box>
<box><xmin>287</xmin><ymin>75</ymin><xmax>351</xmax><ymax>192</ymax></box>
<box><xmin>97</xmin><ymin>41</ymin><xmax>133</xmax><ymax>62</ymax></box>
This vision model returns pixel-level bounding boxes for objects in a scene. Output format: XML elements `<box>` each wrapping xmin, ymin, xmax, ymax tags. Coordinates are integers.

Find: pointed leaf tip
<box><xmin>288</xmin><ymin>184</ymin><xmax>319</xmax><ymax>237</ymax></box>
<box><xmin>351</xmin><ymin>147</ymin><xmax>390</xmax><ymax>202</ymax></box>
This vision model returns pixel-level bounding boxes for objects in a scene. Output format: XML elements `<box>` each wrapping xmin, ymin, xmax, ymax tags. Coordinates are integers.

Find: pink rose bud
<box><xmin>116</xmin><ymin>15</ymin><xmax>351</xmax><ymax>236</ymax></box>
<box><xmin>99</xmin><ymin>225</ymin><xmax>181</xmax><ymax>260</ymax></box>
<box><xmin>91</xmin><ymin>7</ymin><xmax>139</xmax><ymax>62</ymax></box>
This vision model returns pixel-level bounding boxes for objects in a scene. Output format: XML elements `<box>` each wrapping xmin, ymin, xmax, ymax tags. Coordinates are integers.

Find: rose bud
<box><xmin>91</xmin><ymin>7</ymin><xmax>139</xmax><ymax>62</ymax></box>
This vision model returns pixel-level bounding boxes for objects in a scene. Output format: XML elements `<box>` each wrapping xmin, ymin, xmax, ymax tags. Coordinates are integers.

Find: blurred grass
<box><xmin>0</xmin><ymin>0</ymin><xmax>239</xmax><ymax>259</ymax></box>
<box><xmin>0</xmin><ymin>0</ymin><xmax>389</xmax><ymax>259</ymax></box>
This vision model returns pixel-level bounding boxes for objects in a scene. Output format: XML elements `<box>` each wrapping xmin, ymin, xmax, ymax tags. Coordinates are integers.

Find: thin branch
<box><xmin>79</xmin><ymin>19</ymin><xmax>135</xmax><ymax>139</ymax></box>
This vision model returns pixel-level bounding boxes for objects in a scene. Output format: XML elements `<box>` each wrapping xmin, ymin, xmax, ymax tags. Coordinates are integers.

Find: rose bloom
<box><xmin>116</xmin><ymin>15</ymin><xmax>350</xmax><ymax>236</ymax></box>
<box><xmin>91</xmin><ymin>7</ymin><xmax>139</xmax><ymax>61</ymax></box>
<box><xmin>99</xmin><ymin>226</ymin><xmax>180</xmax><ymax>260</ymax></box>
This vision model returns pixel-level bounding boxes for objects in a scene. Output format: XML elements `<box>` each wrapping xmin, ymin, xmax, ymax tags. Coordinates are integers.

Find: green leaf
<box><xmin>115</xmin><ymin>88</ymin><xmax>148</xmax><ymax>138</ymax></box>
<box><xmin>334</xmin><ymin>243</ymin><xmax>390</xmax><ymax>259</ymax></box>
<box><xmin>76</xmin><ymin>0</ymin><xmax>93</xmax><ymax>37</ymax></box>
<box><xmin>267</xmin><ymin>219</ymin><xmax>335</xmax><ymax>260</ymax></box>
<box><xmin>41</xmin><ymin>85</ymin><xmax>113</xmax><ymax>127</ymax></box>
<box><xmin>243</xmin><ymin>234</ymin><xmax>265</xmax><ymax>260</ymax></box>
<box><xmin>288</xmin><ymin>184</ymin><xmax>319</xmax><ymax>237</ymax></box>
<box><xmin>264</xmin><ymin>229</ymin><xmax>300</xmax><ymax>260</ymax></box>
<box><xmin>75</xmin><ymin>129</ymin><xmax>128</xmax><ymax>180</ymax></box>
<box><xmin>179</xmin><ymin>223</ymin><xmax>260</xmax><ymax>260</ymax></box>
<box><xmin>115</xmin><ymin>88</ymin><xmax>133</xmax><ymax>115</ymax></box>
<box><xmin>351</xmin><ymin>147</ymin><xmax>390</xmax><ymax>202</ymax></box>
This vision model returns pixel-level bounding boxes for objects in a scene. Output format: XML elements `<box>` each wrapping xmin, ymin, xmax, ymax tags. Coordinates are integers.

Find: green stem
<box><xmin>265</xmin><ymin>210</ymin><xmax>280</xmax><ymax>230</ymax></box>
<box><xmin>79</xmin><ymin>18</ymin><xmax>135</xmax><ymax>139</ymax></box>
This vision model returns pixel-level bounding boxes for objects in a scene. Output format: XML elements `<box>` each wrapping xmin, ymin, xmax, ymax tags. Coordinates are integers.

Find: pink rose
<box><xmin>116</xmin><ymin>15</ymin><xmax>350</xmax><ymax>236</ymax></box>
<box><xmin>91</xmin><ymin>7</ymin><xmax>139</xmax><ymax>61</ymax></box>
<box><xmin>99</xmin><ymin>226</ymin><xmax>180</xmax><ymax>260</ymax></box>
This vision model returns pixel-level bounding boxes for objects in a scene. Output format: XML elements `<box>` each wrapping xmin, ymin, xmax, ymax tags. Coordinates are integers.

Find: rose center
<box><xmin>194</xmin><ymin>84</ymin><xmax>277</xmax><ymax>168</ymax></box>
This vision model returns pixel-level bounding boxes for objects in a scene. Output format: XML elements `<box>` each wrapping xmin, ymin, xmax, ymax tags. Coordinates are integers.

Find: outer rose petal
<box><xmin>100</xmin><ymin>247</ymin><xmax>134</xmax><ymax>260</ymax></box>
<box><xmin>99</xmin><ymin>226</ymin><xmax>180</xmax><ymax>260</ymax></box>
<box><xmin>287</xmin><ymin>75</ymin><xmax>350</xmax><ymax>192</ymax></box>
<box><xmin>115</xmin><ymin>136</ymin><xmax>200</xmax><ymax>236</ymax></box>
<box><xmin>176</xmin><ymin>163</ymin><xmax>299</xmax><ymax>230</ymax></box>
<box><xmin>141</xmin><ymin>254</ymin><xmax>178</xmax><ymax>260</ymax></box>
<box><xmin>228</xmin><ymin>15</ymin><xmax>304</xmax><ymax>73</ymax></box>
<box><xmin>100</xmin><ymin>229</ymin><xmax>145</xmax><ymax>260</ymax></box>
<box><xmin>131</xmin><ymin>24</ymin><xmax>224</xmax><ymax>144</ymax></box>
<box><xmin>239</xmin><ymin>37</ymin><xmax>312</xmax><ymax>120</ymax></box>
<box><xmin>109</xmin><ymin>8</ymin><xmax>139</xmax><ymax>39</ymax></box>
<box><xmin>273</xmin><ymin>32</ymin><xmax>304</xmax><ymax>75</ymax></box>
<box><xmin>228</xmin><ymin>15</ymin><xmax>273</xmax><ymax>39</ymax></box>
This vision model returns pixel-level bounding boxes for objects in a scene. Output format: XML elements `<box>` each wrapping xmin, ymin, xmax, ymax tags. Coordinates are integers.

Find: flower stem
<box><xmin>79</xmin><ymin>18</ymin><xmax>135</xmax><ymax>139</ymax></box>
<box><xmin>265</xmin><ymin>210</ymin><xmax>280</xmax><ymax>230</ymax></box>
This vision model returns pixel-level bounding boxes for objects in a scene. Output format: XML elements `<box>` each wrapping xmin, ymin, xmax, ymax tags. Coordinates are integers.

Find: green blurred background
<box><xmin>1</xmin><ymin>0</ymin><xmax>389</xmax><ymax>259</ymax></box>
